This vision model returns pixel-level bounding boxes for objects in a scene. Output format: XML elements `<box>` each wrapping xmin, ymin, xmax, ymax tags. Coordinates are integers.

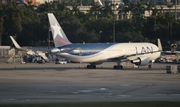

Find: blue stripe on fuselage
<box><xmin>58</xmin><ymin>43</ymin><xmax>115</xmax><ymax>56</ymax></box>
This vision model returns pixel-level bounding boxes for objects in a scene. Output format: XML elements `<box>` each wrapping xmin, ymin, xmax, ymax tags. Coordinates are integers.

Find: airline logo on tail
<box><xmin>48</xmin><ymin>13</ymin><xmax>72</xmax><ymax>47</ymax></box>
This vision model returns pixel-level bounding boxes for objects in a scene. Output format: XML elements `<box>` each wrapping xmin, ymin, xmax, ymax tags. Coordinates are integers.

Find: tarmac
<box><xmin>0</xmin><ymin>57</ymin><xmax>180</xmax><ymax>104</ymax></box>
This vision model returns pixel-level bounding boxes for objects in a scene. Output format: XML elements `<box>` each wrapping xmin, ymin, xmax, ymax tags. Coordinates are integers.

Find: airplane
<box><xmin>9</xmin><ymin>36</ymin><xmax>50</xmax><ymax>62</ymax></box>
<box><xmin>9</xmin><ymin>36</ymin><xmax>50</xmax><ymax>52</ymax></box>
<box><xmin>48</xmin><ymin>13</ymin><xmax>162</xmax><ymax>69</ymax></box>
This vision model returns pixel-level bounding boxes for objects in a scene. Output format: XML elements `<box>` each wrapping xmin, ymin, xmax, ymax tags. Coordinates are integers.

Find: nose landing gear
<box><xmin>148</xmin><ymin>61</ymin><xmax>153</xmax><ymax>69</ymax></box>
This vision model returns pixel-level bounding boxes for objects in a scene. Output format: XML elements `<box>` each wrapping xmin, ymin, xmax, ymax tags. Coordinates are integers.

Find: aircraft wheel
<box><xmin>114</xmin><ymin>65</ymin><xmax>123</xmax><ymax>69</ymax></box>
<box><xmin>119</xmin><ymin>65</ymin><xmax>123</xmax><ymax>69</ymax></box>
<box><xmin>87</xmin><ymin>65</ymin><xmax>90</xmax><ymax>69</ymax></box>
<box><xmin>148</xmin><ymin>65</ymin><xmax>152</xmax><ymax>69</ymax></box>
<box><xmin>114</xmin><ymin>65</ymin><xmax>119</xmax><ymax>69</ymax></box>
<box><xmin>87</xmin><ymin>65</ymin><xmax>96</xmax><ymax>69</ymax></box>
<box><xmin>92</xmin><ymin>65</ymin><xmax>96</xmax><ymax>69</ymax></box>
<box><xmin>113</xmin><ymin>65</ymin><xmax>117</xmax><ymax>69</ymax></box>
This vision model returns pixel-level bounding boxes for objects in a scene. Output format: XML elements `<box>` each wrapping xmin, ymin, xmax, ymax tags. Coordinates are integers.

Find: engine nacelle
<box><xmin>131</xmin><ymin>56</ymin><xmax>150</xmax><ymax>66</ymax></box>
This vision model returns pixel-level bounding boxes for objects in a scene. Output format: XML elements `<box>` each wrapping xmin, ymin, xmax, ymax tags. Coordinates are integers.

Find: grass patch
<box><xmin>0</xmin><ymin>101</ymin><xmax>180</xmax><ymax>107</ymax></box>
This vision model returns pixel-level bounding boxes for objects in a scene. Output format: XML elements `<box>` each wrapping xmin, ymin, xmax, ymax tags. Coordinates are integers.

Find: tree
<box><xmin>2</xmin><ymin>5</ymin><xmax>23</xmax><ymax>45</ymax></box>
<box><xmin>89</xmin><ymin>3</ymin><xmax>102</xmax><ymax>19</ymax></box>
<box><xmin>116</xmin><ymin>31</ymin><xmax>149</xmax><ymax>43</ymax></box>
<box><xmin>101</xmin><ymin>0</ymin><xmax>113</xmax><ymax>17</ymax></box>
<box><xmin>130</xmin><ymin>2</ymin><xmax>146</xmax><ymax>32</ymax></box>
<box><xmin>36</xmin><ymin>1</ymin><xmax>49</xmax><ymax>13</ymax></box>
<box><xmin>16</xmin><ymin>6</ymin><xmax>40</xmax><ymax>45</ymax></box>
<box><xmin>60</xmin><ymin>15</ymin><xmax>97</xmax><ymax>43</ymax></box>
<box><xmin>0</xmin><ymin>2</ymin><xmax>6</xmax><ymax>45</ymax></box>
<box><xmin>166</xmin><ymin>3</ymin><xmax>173</xmax><ymax>13</ymax></box>
<box><xmin>144</xmin><ymin>6</ymin><xmax>159</xmax><ymax>42</ymax></box>
<box><xmin>145</xmin><ymin>0</ymin><xmax>154</xmax><ymax>16</ymax></box>
<box><xmin>87</xmin><ymin>18</ymin><xmax>113</xmax><ymax>43</ymax></box>
<box><xmin>124</xmin><ymin>3</ymin><xmax>135</xmax><ymax>19</ymax></box>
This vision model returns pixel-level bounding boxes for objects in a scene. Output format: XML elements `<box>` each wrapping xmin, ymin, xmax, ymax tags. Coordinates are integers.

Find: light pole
<box><xmin>113</xmin><ymin>13</ymin><xmax>115</xmax><ymax>43</ymax></box>
<box><xmin>154</xmin><ymin>16</ymin><xmax>157</xmax><ymax>42</ymax></box>
<box><xmin>175</xmin><ymin>0</ymin><xmax>177</xmax><ymax>20</ymax></box>
<box><xmin>113</xmin><ymin>4</ymin><xmax>119</xmax><ymax>43</ymax></box>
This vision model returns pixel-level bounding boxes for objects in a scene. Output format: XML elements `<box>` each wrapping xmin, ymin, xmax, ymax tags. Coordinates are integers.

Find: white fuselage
<box><xmin>54</xmin><ymin>43</ymin><xmax>161</xmax><ymax>63</ymax></box>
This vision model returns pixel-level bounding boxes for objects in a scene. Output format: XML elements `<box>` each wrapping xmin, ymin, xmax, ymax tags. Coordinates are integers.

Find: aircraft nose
<box><xmin>50</xmin><ymin>48</ymin><xmax>60</xmax><ymax>53</ymax></box>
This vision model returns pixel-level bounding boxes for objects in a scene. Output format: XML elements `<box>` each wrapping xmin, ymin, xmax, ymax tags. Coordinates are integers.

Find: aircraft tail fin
<box><xmin>47</xmin><ymin>13</ymin><xmax>72</xmax><ymax>47</ymax></box>
<box><xmin>10</xmin><ymin>36</ymin><xmax>23</xmax><ymax>50</ymax></box>
<box><xmin>94</xmin><ymin>0</ymin><xmax>103</xmax><ymax>6</ymax></box>
<box><xmin>157</xmin><ymin>38</ymin><xmax>162</xmax><ymax>51</ymax></box>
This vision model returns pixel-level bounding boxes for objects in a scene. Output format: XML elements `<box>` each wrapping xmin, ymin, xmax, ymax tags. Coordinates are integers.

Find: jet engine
<box><xmin>131</xmin><ymin>56</ymin><xmax>150</xmax><ymax>66</ymax></box>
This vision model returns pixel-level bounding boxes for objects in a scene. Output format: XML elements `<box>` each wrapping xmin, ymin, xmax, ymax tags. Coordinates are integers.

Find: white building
<box><xmin>109</xmin><ymin>0</ymin><xmax>122</xmax><ymax>5</ymax></box>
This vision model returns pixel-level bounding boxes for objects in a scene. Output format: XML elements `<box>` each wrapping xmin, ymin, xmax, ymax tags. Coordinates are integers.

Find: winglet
<box><xmin>10</xmin><ymin>36</ymin><xmax>23</xmax><ymax>50</ymax></box>
<box><xmin>47</xmin><ymin>13</ymin><xmax>72</xmax><ymax>47</ymax></box>
<box><xmin>157</xmin><ymin>38</ymin><xmax>162</xmax><ymax>51</ymax></box>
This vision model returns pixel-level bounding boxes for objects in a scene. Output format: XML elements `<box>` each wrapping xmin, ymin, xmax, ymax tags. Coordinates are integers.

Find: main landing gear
<box><xmin>87</xmin><ymin>63</ymin><xmax>96</xmax><ymax>69</ymax></box>
<box><xmin>113</xmin><ymin>59</ymin><xmax>123</xmax><ymax>69</ymax></box>
<box><xmin>113</xmin><ymin>65</ymin><xmax>123</xmax><ymax>69</ymax></box>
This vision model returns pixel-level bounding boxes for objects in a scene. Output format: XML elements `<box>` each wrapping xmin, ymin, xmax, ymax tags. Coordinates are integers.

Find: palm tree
<box><xmin>89</xmin><ymin>3</ymin><xmax>102</xmax><ymax>19</ymax></box>
<box><xmin>165</xmin><ymin>12</ymin><xmax>175</xmax><ymax>43</ymax></box>
<box><xmin>101</xmin><ymin>0</ymin><xmax>113</xmax><ymax>17</ymax></box>
<box><xmin>121</xmin><ymin>3</ymin><xmax>130</xmax><ymax>19</ymax></box>
<box><xmin>145</xmin><ymin>0</ymin><xmax>154</xmax><ymax>16</ymax></box>
<box><xmin>71</xmin><ymin>2</ymin><xmax>80</xmax><ymax>15</ymax></box>
<box><xmin>166</xmin><ymin>3</ymin><xmax>175</xmax><ymax>43</ymax></box>
<box><xmin>36</xmin><ymin>1</ymin><xmax>50</xmax><ymax>13</ymax></box>
<box><xmin>125</xmin><ymin>3</ymin><xmax>135</xmax><ymax>19</ymax></box>
<box><xmin>132</xmin><ymin>2</ymin><xmax>145</xmax><ymax>18</ymax></box>
<box><xmin>117</xmin><ymin>2</ymin><xmax>125</xmax><ymax>20</ymax></box>
<box><xmin>57</xmin><ymin>1</ymin><xmax>68</xmax><ymax>12</ymax></box>
<box><xmin>151</xmin><ymin>7</ymin><xmax>160</xmax><ymax>41</ymax></box>
<box><xmin>166</xmin><ymin>3</ymin><xmax>173</xmax><ymax>13</ymax></box>
<box><xmin>126</xmin><ymin>2</ymin><xmax>146</xmax><ymax>31</ymax></box>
